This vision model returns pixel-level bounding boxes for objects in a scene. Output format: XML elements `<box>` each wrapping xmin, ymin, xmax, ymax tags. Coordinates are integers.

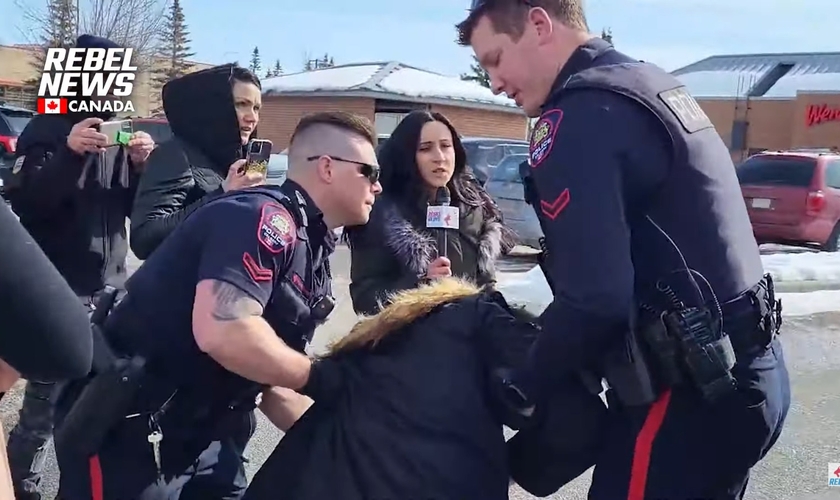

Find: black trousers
<box><xmin>588</xmin><ymin>338</ymin><xmax>790</xmax><ymax>500</ymax></box>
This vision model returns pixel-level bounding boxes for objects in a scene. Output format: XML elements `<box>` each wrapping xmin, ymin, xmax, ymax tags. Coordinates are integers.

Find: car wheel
<box><xmin>823</xmin><ymin>223</ymin><xmax>840</xmax><ymax>252</ymax></box>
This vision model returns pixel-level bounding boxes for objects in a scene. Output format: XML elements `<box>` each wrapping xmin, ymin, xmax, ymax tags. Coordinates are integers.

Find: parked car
<box><xmin>484</xmin><ymin>153</ymin><xmax>542</xmax><ymax>249</ymax></box>
<box><xmin>266</xmin><ymin>153</ymin><xmax>288</xmax><ymax>185</ymax></box>
<box><xmin>375</xmin><ymin>134</ymin><xmax>529</xmax><ymax>185</ymax></box>
<box><xmin>131</xmin><ymin>117</ymin><xmax>172</xmax><ymax>145</ymax></box>
<box><xmin>737</xmin><ymin>149</ymin><xmax>840</xmax><ymax>251</ymax></box>
<box><xmin>0</xmin><ymin>103</ymin><xmax>36</xmax><ymax>197</ymax></box>
<box><xmin>462</xmin><ymin>137</ymin><xmax>529</xmax><ymax>185</ymax></box>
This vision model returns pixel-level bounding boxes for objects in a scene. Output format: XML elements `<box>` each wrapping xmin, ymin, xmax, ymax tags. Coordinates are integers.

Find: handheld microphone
<box><xmin>426</xmin><ymin>186</ymin><xmax>459</xmax><ymax>259</ymax></box>
<box><xmin>0</xmin><ymin>202</ymin><xmax>94</xmax><ymax>380</ymax></box>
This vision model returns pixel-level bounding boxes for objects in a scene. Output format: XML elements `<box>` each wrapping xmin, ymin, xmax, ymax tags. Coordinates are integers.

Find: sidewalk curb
<box><xmin>775</xmin><ymin>280</ymin><xmax>840</xmax><ymax>293</ymax></box>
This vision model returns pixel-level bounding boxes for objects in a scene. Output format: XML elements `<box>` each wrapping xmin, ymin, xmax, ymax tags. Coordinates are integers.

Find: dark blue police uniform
<box><xmin>517</xmin><ymin>38</ymin><xmax>791</xmax><ymax>499</ymax></box>
<box><xmin>54</xmin><ymin>180</ymin><xmax>335</xmax><ymax>500</ymax></box>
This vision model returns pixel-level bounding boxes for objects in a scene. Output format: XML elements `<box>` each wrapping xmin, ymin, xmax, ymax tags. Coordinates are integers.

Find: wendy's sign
<box><xmin>806</xmin><ymin>104</ymin><xmax>840</xmax><ymax>127</ymax></box>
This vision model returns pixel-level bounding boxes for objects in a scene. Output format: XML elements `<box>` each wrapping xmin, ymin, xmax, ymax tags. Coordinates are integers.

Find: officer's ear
<box><xmin>527</xmin><ymin>7</ymin><xmax>554</xmax><ymax>42</ymax></box>
<box><xmin>315</xmin><ymin>156</ymin><xmax>335</xmax><ymax>184</ymax></box>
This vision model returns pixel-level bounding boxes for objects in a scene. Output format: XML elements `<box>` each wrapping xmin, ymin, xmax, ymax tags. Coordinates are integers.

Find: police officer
<box><xmin>53</xmin><ymin>111</ymin><xmax>381</xmax><ymax>499</ymax></box>
<box><xmin>458</xmin><ymin>2</ymin><xmax>790</xmax><ymax>499</ymax></box>
<box><xmin>4</xmin><ymin>34</ymin><xmax>154</xmax><ymax>500</ymax></box>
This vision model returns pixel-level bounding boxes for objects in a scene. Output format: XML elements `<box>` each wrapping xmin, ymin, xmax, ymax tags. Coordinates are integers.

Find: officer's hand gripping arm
<box><xmin>518</xmin><ymin>93</ymin><xmax>638</xmax><ymax>397</ymax></box>
<box><xmin>191</xmin><ymin>200</ymin><xmax>310</xmax><ymax>390</ymax></box>
<box><xmin>258</xmin><ymin>386</ymin><xmax>313</xmax><ymax>431</ymax></box>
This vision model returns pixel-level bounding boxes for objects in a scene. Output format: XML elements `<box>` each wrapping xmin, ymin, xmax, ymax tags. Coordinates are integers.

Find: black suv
<box><xmin>0</xmin><ymin>103</ymin><xmax>36</xmax><ymax>197</ymax></box>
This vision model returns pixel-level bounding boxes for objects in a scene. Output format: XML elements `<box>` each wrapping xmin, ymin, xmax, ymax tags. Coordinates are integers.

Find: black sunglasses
<box><xmin>470</xmin><ymin>0</ymin><xmax>532</xmax><ymax>11</ymax></box>
<box><xmin>307</xmin><ymin>155</ymin><xmax>380</xmax><ymax>184</ymax></box>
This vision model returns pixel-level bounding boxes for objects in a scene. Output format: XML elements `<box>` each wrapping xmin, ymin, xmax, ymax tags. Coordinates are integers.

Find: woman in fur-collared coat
<box><xmin>344</xmin><ymin>110</ymin><xmax>516</xmax><ymax>315</ymax></box>
<box><xmin>242</xmin><ymin>278</ymin><xmax>607</xmax><ymax>500</ymax></box>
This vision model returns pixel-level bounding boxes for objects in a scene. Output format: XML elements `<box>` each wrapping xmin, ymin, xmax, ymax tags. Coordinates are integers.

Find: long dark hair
<box><xmin>344</xmin><ymin>110</ymin><xmax>514</xmax><ymax>246</ymax></box>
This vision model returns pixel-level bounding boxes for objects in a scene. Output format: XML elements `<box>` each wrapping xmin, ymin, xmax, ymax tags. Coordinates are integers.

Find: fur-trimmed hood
<box><xmin>370</xmin><ymin>195</ymin><xmax>507</xmax><ymax>281</ymax></box>
<box><xmin>329</xmin><ymin>278</ymin><xmax>481</xmax><ymax>354</ymax></box>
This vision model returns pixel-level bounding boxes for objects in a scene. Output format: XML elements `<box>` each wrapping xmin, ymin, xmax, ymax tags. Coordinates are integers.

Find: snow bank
<box><xmin>498</xmin><ymin>258</ymin><xmax>840</xmax><ymax>317</ymax></box>
<box><xmin>761</xmin><ymin>251</ymin><xmax>840</xmax><ymax>282</ymax></box>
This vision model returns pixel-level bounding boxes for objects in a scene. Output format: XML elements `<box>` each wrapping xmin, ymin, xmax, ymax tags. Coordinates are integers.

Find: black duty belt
<box><xmin>720</xmin><ymin>274</ymin><xmax>781</xmax><ymax>357</ymax></box>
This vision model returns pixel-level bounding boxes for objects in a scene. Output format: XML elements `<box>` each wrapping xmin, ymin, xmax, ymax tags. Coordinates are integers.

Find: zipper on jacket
<box><xmin>99</xmin><ymin>149</ymin><xmax>109</xmax><ymax>286</ymax></box>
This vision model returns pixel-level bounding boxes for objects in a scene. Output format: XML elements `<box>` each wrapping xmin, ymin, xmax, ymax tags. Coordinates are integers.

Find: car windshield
<box><xmin>737</xmin><ymin>156</ymin><xmax>817</xmax><ymax>187</ymax></box>
<box><xmin>2</xmin><ymin>110</ymin><xmax>33</xmax><ymax>135</ymax></box>
<box><xmin>489</xmin><ymin>155</ymin><xmax>528</xmax><ymax>183</ymax></box>
<box><xmin>267</xmin><ymin>154</ymin><xmax>288</xmax><ymax>177</ymax></box>
<box><xmin>132</xmin><ymin>121</ymin><xmax>172</xmax><ymax>144</ymax></box>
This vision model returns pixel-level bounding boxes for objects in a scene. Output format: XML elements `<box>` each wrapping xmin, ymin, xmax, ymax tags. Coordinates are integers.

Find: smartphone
<box><xmin>98</xmin><ymin>120</ymin><xmax>134</xmax><ymax>147</ymax></box>
<box><xmin>243</xmin><ymin>139</ymin><xmax>273</xmax><ymax>174</ymax></box>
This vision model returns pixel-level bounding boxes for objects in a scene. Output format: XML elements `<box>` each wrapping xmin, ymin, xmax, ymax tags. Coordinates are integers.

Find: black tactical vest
<box><xmin>541</xmin><ymin>48</ymin><xmax>762</xmax><ymax>301</ymax></box>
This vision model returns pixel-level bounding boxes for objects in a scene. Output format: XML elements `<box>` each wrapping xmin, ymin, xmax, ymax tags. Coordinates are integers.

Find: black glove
<box><xmin>300</xmin><ymin>357</ymin><xmax>344</xmax><ymax>407</ymax></box>
<box><xmin>489</xmin><ymin>367</ymin><xmax>536</xmax><ymax>431</ymax></box>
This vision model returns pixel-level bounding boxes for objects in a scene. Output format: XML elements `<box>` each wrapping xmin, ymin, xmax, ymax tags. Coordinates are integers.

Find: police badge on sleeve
<box><xmin>529</xmin><ymin>109</ymin><xmax>563</xmax><ymax>167</ymax></box>
<box><xmin>257</xmin><ymin>203</ymin><xmax>295</xmax><ymax>253</ymax></box>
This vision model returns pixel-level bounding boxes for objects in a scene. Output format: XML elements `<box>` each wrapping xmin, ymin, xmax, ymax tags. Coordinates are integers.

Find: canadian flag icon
<box><xmin>37</xmin><ymin>98</ymin><xmax>68</xmax><ymax>114</ymax></box>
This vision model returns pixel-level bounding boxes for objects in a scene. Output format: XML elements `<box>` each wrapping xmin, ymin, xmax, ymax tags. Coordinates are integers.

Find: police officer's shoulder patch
<box><xmin>11</xmin><ymin>155</ymin><xmax>25</xmax><ymax>175</ymax></box>
<box><xmin>257</xmin><ymin>202</ymin><xmax>296</xmax><ymax>253</ymax></box>
<box><xmin>658</xmin><ymin>86</ymin><xmax>712</xmax><ymax>133</ymax></box>
<box><xmin>530</xmin><ymin>109</ymin><xmax>563</xmax><ymax>167</ymax></box>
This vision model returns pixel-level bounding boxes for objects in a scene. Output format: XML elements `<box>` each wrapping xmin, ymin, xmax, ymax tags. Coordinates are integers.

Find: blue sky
<box><xmin>1</xmin><ymin>0</ymin><xmax>836</xmax><ymax>77</ymax></box>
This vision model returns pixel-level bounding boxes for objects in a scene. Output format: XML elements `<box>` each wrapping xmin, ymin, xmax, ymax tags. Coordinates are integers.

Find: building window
<box><xmin>374</xmin><ymin>113</ymin><xmax>407</xmax><ymax>136</ymax></box>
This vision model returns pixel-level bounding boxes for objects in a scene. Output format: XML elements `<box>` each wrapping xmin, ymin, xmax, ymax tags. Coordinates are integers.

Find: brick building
<box><xmin>674</xmin><ymin>52</ymin><xmax>840</xmax><ymax>163</ymax></box>
<box><xmin>0</xmin><ymin>44</ymin><xmax>212</xmax><ymax>116</ymax></box>
<box><xmin>259</xmin><ymin>61</ymin><xmax>528</xmax><ymax>150</ymax></box>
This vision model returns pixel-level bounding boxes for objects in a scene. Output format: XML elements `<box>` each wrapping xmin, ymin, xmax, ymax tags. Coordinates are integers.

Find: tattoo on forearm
<box><xmin>209</xmin><ymin>280</ymin><xmax>263</xmax><ymax>321</ymax></box>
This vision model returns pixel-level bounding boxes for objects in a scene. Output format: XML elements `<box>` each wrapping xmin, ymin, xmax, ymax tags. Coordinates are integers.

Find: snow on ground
<box><xmin>498</xmin><ymin>267</ymin><xmax>840</xmax><ymax>317</ymax></box>
<box><xmin>761</xmin><ymin>251</ymin><xmax>840</xmax><ymax>282</ymax></box>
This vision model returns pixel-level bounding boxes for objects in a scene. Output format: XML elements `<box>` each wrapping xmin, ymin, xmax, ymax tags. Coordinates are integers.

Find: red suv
<box><xmin>738</xmin><ymin>149</ymin><xmax>840</xmax><ymax>251</ymax></box>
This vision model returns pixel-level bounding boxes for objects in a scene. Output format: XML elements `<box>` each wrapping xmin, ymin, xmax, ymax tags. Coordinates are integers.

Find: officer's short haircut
<box><xmin>289</xmin><ymin>112</ymin><xmax>377</xmax><ymax>148</ymax></box>
<box><xmin>456</xmin><ymin>0</ymin><xmax>588</xmax><ymax>46</ymax></box>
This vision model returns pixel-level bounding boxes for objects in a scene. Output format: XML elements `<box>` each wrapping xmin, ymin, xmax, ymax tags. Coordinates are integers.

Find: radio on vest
<box><xmin>426</xmin><ymin>187</ymin><xmax>459</xmax><ymax>259</ymax></box>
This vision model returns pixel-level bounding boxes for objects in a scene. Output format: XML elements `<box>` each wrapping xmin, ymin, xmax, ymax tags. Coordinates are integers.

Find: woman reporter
<box><xmin>129</xmin><ymin>64</ymin><xmax>265</xmax><ymax>259</ymax></box>
<box><xmin>345</xmin><ymin>110</ymin><xmax>516</xmax><ymax>315</ymax></box>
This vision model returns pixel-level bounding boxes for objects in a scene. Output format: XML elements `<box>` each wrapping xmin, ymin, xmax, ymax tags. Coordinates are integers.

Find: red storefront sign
<box><xmin>806</xmin><ymin>104</ymin><xmax>840</xmax><ymax>127</ymax></box>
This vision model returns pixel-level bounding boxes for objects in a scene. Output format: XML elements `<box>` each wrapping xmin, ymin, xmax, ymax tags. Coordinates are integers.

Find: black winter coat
<box><xmin>243</xmin><ymin>279</ymin><xmax>608</xmax><ymax>499</ymax></box>
<box><xmin>129</xmin><ymin>64</ymin><xmax>246</xmax><ymax>259</ymax></box>
<box><xmin>347</xmin><ymin>193</ymin><xmax>509</xmax><ymax>315</ymax></box>
<box><xmin>6</xmin><ymin>114</ymin><xmax>137</xmax><ymax>296</ymax></box>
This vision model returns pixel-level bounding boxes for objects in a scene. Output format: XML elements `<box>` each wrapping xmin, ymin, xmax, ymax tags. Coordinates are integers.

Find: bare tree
<box><xmin>15</xmin><ymin>0</ymin><xmax>167</xmax><ymax>68</ymax></box>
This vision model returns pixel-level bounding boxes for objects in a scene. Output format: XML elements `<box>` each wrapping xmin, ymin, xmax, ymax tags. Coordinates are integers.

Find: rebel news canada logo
<box><xmin>36</xmin><ymin>47</ymin><xmax>137</xmax><ymax>115</ymax></box>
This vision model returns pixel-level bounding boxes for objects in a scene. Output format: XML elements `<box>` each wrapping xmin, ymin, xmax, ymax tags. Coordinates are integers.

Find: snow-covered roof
<box><xmin>261</xmin><ymin>61</ymin><xmax>520</xmax><ymax>113</ymax></box>
<box><xmin>672</xmin><ymin>52</ymin><xmax>840</xmax><ymax>99</ymax></box>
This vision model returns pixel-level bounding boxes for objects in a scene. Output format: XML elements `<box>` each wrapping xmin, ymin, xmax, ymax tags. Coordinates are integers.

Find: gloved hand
<box><xmin>300</xmin><ymin>356</ymin><xmax>344</xmax><ymax>407</ymax></box>
<box><xmin>489</xmin><ymin>367</ymin><xmax>536</xmax><ymax>431</ymax></box>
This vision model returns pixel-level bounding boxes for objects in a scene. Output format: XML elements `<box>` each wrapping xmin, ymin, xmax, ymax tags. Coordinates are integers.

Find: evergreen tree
<box><xmin>272</xmin><ymin>59</ymin><xmax>283</xmax><ymax>77</ymax></box>
<box><xmin>152</xmin><ymin>0</ymin><xmax>194</xmax><ymax>112</ymax></box>
<box><xmin>249</xmin><ymin>47</ymin><xmax>261</xmax><ymax>74</ymax></box>
<box><xmin>601</xmin><ymin>27</ymin><xmax>613</xmax><ymax>44</ymax></box>
<box><xmin>460</xmin><ymin>55</ymin><xmax>490</xmax><ymax>88</ymax></box>
<box><xmin>26</xmin><ymin>0</ymin><xmax>77</xmax><ymax>93</ymax></box>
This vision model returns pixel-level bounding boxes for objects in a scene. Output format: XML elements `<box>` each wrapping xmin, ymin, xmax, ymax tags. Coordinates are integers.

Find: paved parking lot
<box><xmin>1</xmin><ymin>246</ymin><xmax>837</xmax><ymax>499</ymax></box>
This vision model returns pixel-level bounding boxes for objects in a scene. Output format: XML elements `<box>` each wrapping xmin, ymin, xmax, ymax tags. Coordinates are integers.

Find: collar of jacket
<box><xmin>545</xmin><ymin>37</ymin><xmax>614</xmax><ymax>107</ymax></box>
<box><xmin>328</xmin><ymin>278</ymin><xmax>482</xmax><ymax>354</ymax></box>
<box><xmin>281</xmin><ymin>180</ymin><xmax>333</xmax><ymax>251</ymax></box>
<box><xmin>368</xmin><ymin>194</ymin><xmax>506</xmax><ymax>279</ymax></box>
